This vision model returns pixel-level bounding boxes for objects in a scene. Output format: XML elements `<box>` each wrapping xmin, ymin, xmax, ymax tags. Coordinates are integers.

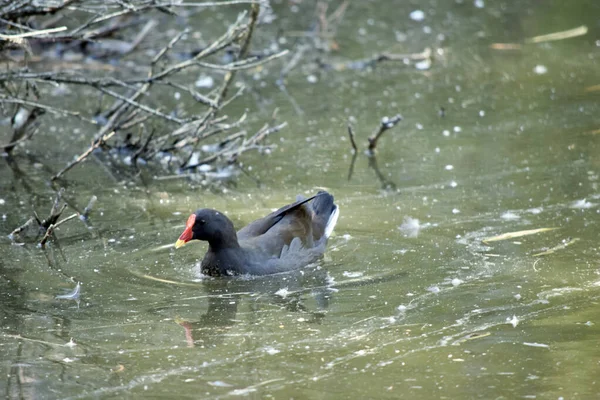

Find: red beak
<box><xmin>175</xmin><ymin>214</ymin><xmax>195</xmax><ymax>249</ymax></box>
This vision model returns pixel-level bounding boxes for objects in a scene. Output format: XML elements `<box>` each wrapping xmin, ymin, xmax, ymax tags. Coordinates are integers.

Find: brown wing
<box><xmin>237</xmin><ymin>194</ymin><xmax>318</xmax><ymax>240</ymax></box>
<box><xmin>237</xmin><ymin>194</ymin><xmax>322</xmax><ymax>257</ymax></box>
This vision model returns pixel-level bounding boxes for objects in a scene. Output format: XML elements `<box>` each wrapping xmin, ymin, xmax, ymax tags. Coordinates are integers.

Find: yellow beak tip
<box><xmin>174</xmin><ymin>240</ymin><xmax>187</xmax><ymax>249</ymax></box>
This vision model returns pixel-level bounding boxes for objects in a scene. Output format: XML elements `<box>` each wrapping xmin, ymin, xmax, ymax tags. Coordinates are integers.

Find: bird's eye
<box><xmin>199</xmin><ymin>219</ymin><xmax>206</xmax><ymax>225</ymax></box>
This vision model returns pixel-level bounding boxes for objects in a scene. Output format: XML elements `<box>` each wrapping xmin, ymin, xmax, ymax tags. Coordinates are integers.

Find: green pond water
<box><xmin>2</xmin><ymin>0</ymin><xmax>600</xmax><ymax>398</ymax></box>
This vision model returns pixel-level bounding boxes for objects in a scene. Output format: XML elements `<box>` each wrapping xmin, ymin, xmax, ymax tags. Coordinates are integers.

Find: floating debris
<box><xmin>570</xmin><ymin>199</ymin><xmax>596</xmax><ymax>209</ymax></box>
<box><xmin>415</xmin><ymin>58</ymin><xmax>431</xmax><ymax>70</ymax></box>
<box><xmin>533</xmin><ymin>65</ymin><xmax>548</xmax><ymax>75</ymax></box>
<box><xmin>532</xmin><ymin>237</ymin><xmax>580</xmax><ymax>257</ymax></box>
<box><xmin>507</xmin><ymin>315</ymin><xmax>519</xmax><ymax>328</ymax></box>
<box><xmin>584</xmin><ymin>85</ymin><xmax>600</xmax><ymax>93</ymax></box>
<box><xmin>452</xmin><ymin>331</ymin><xmax>491</xmax><ymax>345</ymax></box>
<box><xmin>482</xmin><ymin>227</ymin><xmax>557</xmax><ymax>244</ymax></box>
<box><xmin>398</xmin><ymin>216</ymin><xmax>420</xmax><ymax>238</ymax></box>
<box><xmin>409</xmin><ymin>10</ymin><xmax>425</xmax><ymax>21</ymax></box>
<box><xmin>427</xmin><ymin>286</ymin><xmax>440</xmax><ymax>294</ymax></box>
<box><xmin>501</xmin><ymin>211</ymin><xmax>520</xmax><ymax>221</ymax></box>
<box><xmin>525</xmin><ymin>25</ymin><xmax>588</xmax><ymax>44</ymax></box>
<box><xmin>56</xmin><ymin>282</ymin><xmax>81</xmax><ymax>300</ymax></box>
<box><xmin>195</xmin><ymin>75</ymin><xmax>214</xmax><ymax>88</ymax></box>
<box><xmin>489</xmin><ymin>43</ymin><xmax>523</xmax><ymax>51</ymax></box>
<box><xmin>523</xmin><ymin>342</ymin><xmax>550</xmax><ymax>349</ymax></box>
<box><xmin>275</xmin><ymin>287</ymin><xmax>290</xmax><ymax>298</ymax></box>
<box><xmin>342</xmin><ymin>271</ymin><xmax>364</xmax><ymax>278</ymax></box>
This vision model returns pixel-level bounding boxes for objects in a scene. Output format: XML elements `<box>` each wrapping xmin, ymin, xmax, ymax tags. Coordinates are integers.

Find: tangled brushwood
<box><xmin>0</xmin><ymin>0</ymin><xmax>288</xmax><ymax>182</ymax></box>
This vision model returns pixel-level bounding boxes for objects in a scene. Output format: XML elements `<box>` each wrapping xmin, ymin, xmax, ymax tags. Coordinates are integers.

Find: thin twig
<box><xmin>51</xmin><ymin>131</ymin><xmax>116</xmax><ymax>181</ymax></box>
<box><xmin>40</xmin><ymin>213</ymin><xmax>79</xmax><ymax>247</ymax></box>
<box><xmin>347</xmin><ymin>123</ymin><xmax>357</xmax><ymax>153</ymax></box>
<box><xmin>82</xmin><ymin>195</ymin><xmax>97</xmax><ymax>220</ymax></box>
<box><xmin>367</xmin><ymin>114</ymin><xmax>403</xmax><ymax>154</ymax></box>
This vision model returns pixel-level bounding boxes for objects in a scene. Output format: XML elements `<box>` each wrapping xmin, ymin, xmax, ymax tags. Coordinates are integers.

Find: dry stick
<box><xmin>132</xmin><ymin>129</ymin><xmax>154</xmax><ymax>166</ymax></box>
<box><xmin>40</xmin><ymin>213</ymin><xmax>79</xmax><ymax>247</ymax></box>
<box><xmin>145</xmin><ymin>13</ymin><xmax>248</xmax><ymax>83</ymax></box>
<box><xmin>51</xmin><ymin>131</ymin><xmax>116</xmax><ymax>181</ymax></box>
<box><xmin>177</xmin><ymin>5</ymin><xmax>260</xmax><ymax>169</ymax></box>
<box><xmin>347</xmin><ymin>123</ymin><xmax>357</xmax><ymax>153</ymax></box>
<box><xmin>367</xmin><ymin>114</ymin><xmax>403</xmax><ymax>154</ymax></box>
<box><xmin>81</xmin><ymin>195</ymin><xmax>97</xmax><ymax>220</ymax></box>
<box><xmin>164</xmin><ymin>81</ymin><xmax>216</xmax><ymax>107</ymax></box>
<box><xmin>194</xmin><ymin>49</ymin><xmax>289</xmax><ymax>71</ymax></box>
<box><xmin>1</xmin><ymin>0</ymin><xmax>78</xmax><ymax>20</ymax></box>
<box><xmin>3</xmin><ymin>107</ymin><xmax>45</xmax><ymax>153</ymax></box>
<box><xmin>9</xmin><ymin>217</ymin><xmax>35</xmax><ymax>238</ymax></box>
<box><xmin>0</xmin><ymin>97</ymin><xmax>98</xmax><ymax>124</ymax></box>
<box><xmin>121</xmin><ymin>18</ymin><xmax>157</xmax><ymax>56</ymax></box>
<box><xmin>51</xmin><ymin>13</ymin><xmax>249</xmax><ymax>180</ymax></box>
<box><xmin>96</xmin><ymin>87</ymin><xmax>186</xmax><ymax>123</ymax></box>
<box><xmin>216</xmin><ymin>5</ymin><xmax>260</xmax><ymax>104</ymax></box>
<box><xmin>40</xmin><ymin>187</ymin><xmax>67</xmax><ymax>229</ymax></box>
<box><xmin>50</xmin><ymin>17</ymin><xmax>184</xmax><ymax>181</ymax></box>
<box><xmin>0</xmin><ymin>26</ymin><xmax>67</xmax><ymax>39</ymax></box>
<box><xmin>186</xmin><ymin>122</ymin><xmax>286</xmax><ymax>169</ymax></box>
<box><xmin>68</xmin><ymin>0</ymin><xmax>260</xmax><ymax>34</ymax></box>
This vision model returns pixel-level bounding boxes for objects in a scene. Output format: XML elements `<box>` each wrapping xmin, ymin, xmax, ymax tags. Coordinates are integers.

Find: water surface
<box><xmin>2</xmin><ymin>1</ymin><xmax>600</xmax><ymax>398</ymax></box>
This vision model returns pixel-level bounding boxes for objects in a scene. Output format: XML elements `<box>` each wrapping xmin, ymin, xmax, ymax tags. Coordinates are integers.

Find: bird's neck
<box><xmin>208</xmin><ymin>232</ymin><xmax>241</xmax><ymax>251</ymax></box>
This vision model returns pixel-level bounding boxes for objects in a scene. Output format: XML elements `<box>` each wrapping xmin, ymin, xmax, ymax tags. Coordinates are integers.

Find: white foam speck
<box><xmin>195</xmin><ymin>75</ymin><xmax>214</xmax><ymax>88</ymax></box>
<box><xmin>523</xmin><ymin>342</ymin><xmax>549</xmax><ymax>348</ymax></box>
<box><xmin>507</xmin><ymin>315</ymin><xmax>519</xmax><ymax>328</ymax></box>
<box><xmin>343</xmin><ymin>271</ymin><xmax>364</xmax><ymax>278</ymax></box>
<box><xmin>264</xmin><ymin>346</ymin><xmax>280</xmax><ymax>355</ymax></box>
<box><xmin>399</xmin><ymin>216</ymin><xmax>421</xmax><ymax>238</ymax></box>
<box><xmin>415</xmin><ymin>59</ymin><xmax>431</xmax><ymax>70</ymax></box>
<box><xmin>501</xmin><ymin>211</ymin><xmax>520</xmax><ymax>220</ymax></box>
<box><xmin>533</xmin><ymin>65</ymin><xmax>548</xmax><ymax>75</ymax></box>
<box><xmin>409</xmin><ymin>10</ymin><xmax>425</xmax><ymax>21</ymax></box>
<box><xmin>570</xmin><ymin>199</ymin><xmax>595</xmax><ymax>209</ymax></box>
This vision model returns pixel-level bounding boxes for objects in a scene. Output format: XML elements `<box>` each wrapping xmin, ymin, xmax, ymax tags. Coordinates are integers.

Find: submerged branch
<box><xmin>2</xmin><ymin>0</ymin><xmax>288</xmax><ymax>181</ymax></box>
<box><xmin>367</xmin><ymin>114</ymin><xmax>403</xmax><ymax>154</ymax></box>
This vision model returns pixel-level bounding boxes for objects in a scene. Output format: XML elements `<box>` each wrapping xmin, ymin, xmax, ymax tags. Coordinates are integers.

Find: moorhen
<box><xmin>175</xmin><ymin>191</ymin><xmax>339</xmax><ymax>276</ymax></box>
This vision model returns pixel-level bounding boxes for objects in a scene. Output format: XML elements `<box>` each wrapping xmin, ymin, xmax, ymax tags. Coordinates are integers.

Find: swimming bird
<box><xmin>175</xmin><ymin>191</ymin><xmax>339</xmax><ymax>276</ymax></box>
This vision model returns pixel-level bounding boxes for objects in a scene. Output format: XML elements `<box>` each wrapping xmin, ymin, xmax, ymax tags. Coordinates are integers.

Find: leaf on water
<box><xmin>489</xmin><ymin>43</ymin><xmax>522</xmax><ymax>50</ymax></box>
<box><xmin>532</xmin><ymin>237</ymin><xmax>580</xmax><ymax>257</ymax></box>
<box><xmin>136</xmin><ymin>273</ymin><xmax>201</xmax><ymax>287</ymax></box>
<box><xmin>584</xmin><ymin>128</ymin><xmax>600</xmax><ymax>135</ymax></box>
<box><xmin>523</xmin><ymin>342</ymin><xmax>550</xmax><ymax>348</ymax></box>
<box><xmin>452</xmin><ymin>331</ymin><xmax>491</xmax><ymax>345</ymax></box>
<box><xmin>55</xmin><ymin>282</ymin><xmax>81</xmax><ymax>300</ymax></box>
<box><xmin>482</xmin><ymin>228</ymin><xmax>557</xmax><ymax>244</ymax></box>
<box><xmin>111</xmin><ymin>364</ymin><xmax>125</xmax><ymax>373</ymax></box>
<box><xmin>525</xmin><ymin>25</ymin><xmax>588</xmax><ymax>43</ymax></box>
<box><xmin>584</xmin><ymin>85</ymin><xmax>600</xmax><ymax>93</ymax></box>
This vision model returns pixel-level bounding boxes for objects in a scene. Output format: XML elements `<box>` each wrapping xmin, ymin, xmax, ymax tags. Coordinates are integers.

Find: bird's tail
<box><xmin>311</xmin><ymin>191</ymin><xmax>339</xmax><ymax>239</ymax></box>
